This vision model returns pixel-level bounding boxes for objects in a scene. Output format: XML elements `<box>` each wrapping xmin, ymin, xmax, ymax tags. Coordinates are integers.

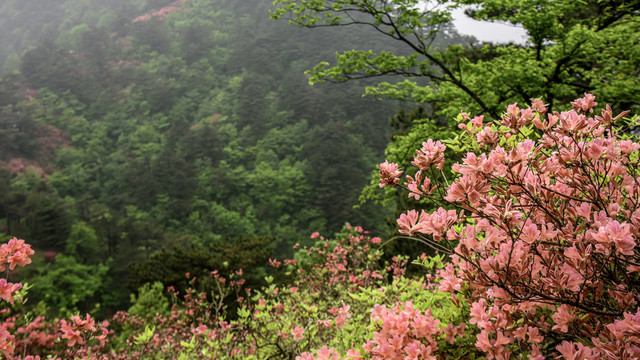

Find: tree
<box><xmin>1</xmin><ymin>53</ymin><xmax>20</xmax><ymax>75</ymax></box>
<box><xmin>303</xmin><ymin>121</ymin><xmax>377</xmax><ymax>232</ymax></box>
<box><xmin>271</xmin><ymin>0</ymin><xmax>640</xmax><ymax>118</ymax></box>
<box><xmin>273</xmin><ymin>0</ymin><xmax>640</xmax><ymax>228</ymax></box>
<box><xmin>27</xmin><ymin>254</ymin><xmax>109</xmax><ymax>315</ymax></box>
<box><xmin>20</xmin><ymin>40</ymin><xmax>82</xmax><ymax>96</ymax></box>
<box><xmin>55</xmin><ymin>24</ymin><xmax>90</xmax><ymax>52</ymax></box>
<box><xmin>23</xmin><ymin>190</ymin><xmax>71</xmax><ymax>251</ymax></box>
<box><xmin>127</xmin><ymin>235</ymin><xmax>274</xmax><ymax>314</ymax></box>
<box><xmin>65</xmin><ymin>221</ymin><xmax>103</xmax><ymax>264</ymax></box>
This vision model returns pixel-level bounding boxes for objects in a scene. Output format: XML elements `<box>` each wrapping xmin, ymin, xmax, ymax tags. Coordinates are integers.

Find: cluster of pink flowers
<box><xmin>60</xmin><ymin>314</ymin><xmax>108</xmax><ymax>348</ymax></box>
<box><xmin>0</xmin><ymin>326</ymin><xmax>14</xmax><ymax>359</ymax></box>
<box><xmin>379</xmin><ymin>161</ymin><xmax>403</xmax><ymax>188</ymax></box>
<box><xmin>109</xmin><ymin>273</ymin><xmax>248</xmax><ymax>359</ymax></box>
<box><xmin>0</xmin><ymin>237</ymin><xmax>34</xmax><ymax>273</ymax></box>
<box><xmin>10</xmin><ymin>315</ymin><xmax>58</xmax><ymax>356</ymax></box>
<box><xmin>5</xmin><ymin>313</ymin><xmax>113</xmax><ymax>359</ymax></box>
<box><xmin>397</xmin><ymin>207</ymin><xmax>457</xmax><ymax>241</ymax></box>
<box><xmin>292</xmin><ymin>227</ymin><xmax>387</xmax><ymax>293</ymax></box>
<box><xmin>251</xmin><ymin>227</ymin><xmax>416</xmax><ymax>360</ymax></box>
<box><xmin>412</xmin><ymin>139</ymin><xmax>447</xmax><ymax>171</ymax></box>
<box><xmin>328</xmin><ymin>303</ymin><xmax>351</xmax><ymax>328</ymax></box>
<box><xmin>364</xmin><ymin>301</ymin><xmax>443</xmax><ymax>359</ymax></box>
<box><xmin>0</xmin><ymin>279</ymin><xmax>22</xmax><ymax>305</ymax></box>
<box><xmin>0</xmin><ymin>237</ymin><xmax>35</xmax><ymax>358</ymax></box>
<box><xmin>297</xmin><ymin>345</ymin><xmax>342</xmax><ymax>360</ymax></box>
<box><xmin>382</xmin><ymin>95</ymin><xmax>640</xmax><ymax>358</ymax></box>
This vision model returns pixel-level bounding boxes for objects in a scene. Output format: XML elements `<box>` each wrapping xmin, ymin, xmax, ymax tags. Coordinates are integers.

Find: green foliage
<box><xmin>2</xmin><ymin>53</ymin><xmax>20</xmax><ymax>75</ymax></box>
<box><xmin>129</xmin><ymin>282</ymin><xmax>170</xmax><ymax>317</ymax></box>
<box><xmin>22</xmin><ymin>191</ymin><xmax>71</xmax><ymax>251</ymax></box>
<box><xmin>171</xmin><ymin>227</ymin><xmax>480</xmax><ymax>359</ymax></box>
<box><xmin>56</xmin><ymin>23</ymin><xmax>90</xmax><ymax>51</ymax></box>
<box><xmin>128</xmin><ymin>235</ymin><xmax>273</xmax><ymax>305</ymax></box>
<box><xmin>273</xmin><ymin>0</ymin><xmax>640</xmax><ymax>239</ymax></box>
<box><xmin>65</xmin><ymin>222</ymin><xmax>102</xmax><ymax>263</ymax></box>
<box><xmin>273</xmin><ymin>0</ymin><xmax>640</xmax><ymax>117</ymax></box>
<box><xmin>26</xmin><ymin>254</ymin><xmax>109</xmax><ymax>316</ymax></box>
<box><xmin>0</xmin><ymin>0</ymin><xmax>427</xmax><ymax>314</ymax></box>
<box><xmin>133</xmin><ymin>324</ymin><xmax>157</xmax><ymax>345</ymax></box>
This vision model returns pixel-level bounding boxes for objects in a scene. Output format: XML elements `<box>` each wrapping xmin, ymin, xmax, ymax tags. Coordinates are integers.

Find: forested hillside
<box><xmin>0</xmin><ymin>0</ymin><xmax>472</xmax><ymax>314</ymax></box>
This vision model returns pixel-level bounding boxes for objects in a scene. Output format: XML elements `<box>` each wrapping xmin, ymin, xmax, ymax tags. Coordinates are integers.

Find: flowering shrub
<box><xmin>238</xmin><ymin>227</ymin><xmax>393</xmax><ymax>359</ymax></box>
<box><xmin>0</xmin><ymin>237</ymin><xmax>34</xmax><ymax>358</ymax></box>
<box><xmin>364</xmin><ymin>301</ymin><xmax>441</xmax><ymax>359</ymax></box>
<box><xmin>6</xmin><ymin>96</ymin><xmax>637</xmax><ymax>359</ymax></box>
<box><xmin>0</xmin><ymin>238</ymin><xmax>113</xmax><ymax>360</ymax></box>
<box><xmin>0</xmin><ymin>229</ymin><xmax>474</xmax><ymax>359</ymax></box>
<box><xmin>139</xmin><ymin>227</ymin><xmax>394</xmax><ymax>359</ymax></box>
<box><xmin>234</xmin><ymin>227</ymin><xmax>476</xmax><ymax>360</ymax></box>
<box><xmin>108</xmin><ymin>227</ymin><xmax>473</xmax><ymax>359</ymax></box>
<box><xmin>380</xmin><ymin>95</ymin><xmax>640</xmax><ymax>359</ymax></box>
<box><xmin>58</xmin><ymin>314</ymin><xmax>110</xmax><ymax>358</ymax></box>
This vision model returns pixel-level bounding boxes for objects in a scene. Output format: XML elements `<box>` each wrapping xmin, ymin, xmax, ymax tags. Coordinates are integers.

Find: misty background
<box><xmin>0</xmin><ymin>0</ymin><xmax>485</xmax><ymax>315</ymax></box>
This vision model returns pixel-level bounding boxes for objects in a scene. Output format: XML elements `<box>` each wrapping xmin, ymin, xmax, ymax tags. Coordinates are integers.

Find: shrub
<box><xmin>380</xmin><ymin>95</ymin><xmax>640</xmax><ymax>358</ymax></box>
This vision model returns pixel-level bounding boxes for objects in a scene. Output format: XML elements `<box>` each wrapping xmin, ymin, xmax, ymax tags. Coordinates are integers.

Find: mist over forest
<box><xmin>0</xmin><ymin>0</ymin><xmax>472</xmax><ymax>315</ymax></box>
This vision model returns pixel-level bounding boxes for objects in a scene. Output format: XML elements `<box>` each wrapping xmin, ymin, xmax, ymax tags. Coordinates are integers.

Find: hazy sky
<box><xmin>451</xmin><ymin>7</ymin><xmax>528</xmax><ymax>44</ymax></box>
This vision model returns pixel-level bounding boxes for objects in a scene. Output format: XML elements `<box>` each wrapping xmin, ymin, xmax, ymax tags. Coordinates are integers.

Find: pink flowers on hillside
<box><xmin>2</xmin><ymin>95</ymin><xmax>639</xmax><ymax>360</ymax></box>
<box><xmin>0</xmin><ymin>237</ymin><xmax>34</xmax><ymax>358</ymax></box>
<box><xmin>60</xmin><ymin>314</ymin><xmax>108</xmax><ymax>348</ymax></box>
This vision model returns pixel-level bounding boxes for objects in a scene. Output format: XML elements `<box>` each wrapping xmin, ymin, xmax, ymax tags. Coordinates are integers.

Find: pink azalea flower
<box><xmin>291</xmin><ymin>326</ymin><xmax>304</xmax><ymax>341</ymax></box>
<box><xmin>346</xmin><ymin>348</ymin><xmax>362</xmax><ymax>359</ymax></box>
<box><xmin>379</xmin><ymin>161</ymin><xmax>403</xmax><ymax>188</ymax></box>
<box><xmin>0</xmin><ymin>279</ymin><xmax>22</xmax><ymax>304</ymax></box>
<box><xmin>552</xmin><ymin>305</ymin><xmax>575</xmax><ymax>333</ymax></box>
<box><xmin>571</xmin><ymin>93</ymin><xmax>598</xmax><ymax>113</ymax></box>
<box><xmin>397</xmin><ymin>210</ymin><xmax>429</xmax><ymax>235</ymax></box>
<box><xmin>411</xmin><ymin>140</ymin><xmax>447</xmax><ymax>171</ymax></box>
<box><xmin>0</xmin><ymin>328</ymin><xmax>15</xmax><ymax>359</ymax></box>
<box><xmin>315</xmin><ymin>346</ymin><xmax>340</xmax><ymax>360</ymax></box>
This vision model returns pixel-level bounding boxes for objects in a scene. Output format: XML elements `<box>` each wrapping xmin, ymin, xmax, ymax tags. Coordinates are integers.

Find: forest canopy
<box><xmin>0</xmin><ymin>0</ymin><xmax>423</xmax><ymax>314</ymax></box>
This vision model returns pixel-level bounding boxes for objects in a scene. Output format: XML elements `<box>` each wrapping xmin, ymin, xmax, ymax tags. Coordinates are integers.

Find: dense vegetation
<box><xmin>0</xmin><ymin>0</ymin><xmax>639</xmax><ymax>358</ymax></box>
<box><xmin>3</xmin><ymin>96</ymin><xmax>640</xmax><ymax>359</ymax></box>
<box><xmin>0</xmin><ymin>0</ymin><xmax>464</xmax><ymax>315</ymax></box>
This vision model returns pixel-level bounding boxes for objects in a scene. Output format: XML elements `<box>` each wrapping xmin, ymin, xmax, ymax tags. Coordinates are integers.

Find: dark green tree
<box><xmin>272</xmin><ymin>0</ymin><xmax>640</xmax><ymax>117</ymax></box>
<box><xmin>128</xmin><ymin>236</ymin><xmax>274</xmax><ymax>304</ymax></box>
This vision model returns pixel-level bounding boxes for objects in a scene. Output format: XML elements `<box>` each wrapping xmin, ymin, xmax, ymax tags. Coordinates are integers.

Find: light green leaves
<box><xmin>133</xmin><ymin>325</ymin><xmax>156</xmax><ymax>345</ymax></box>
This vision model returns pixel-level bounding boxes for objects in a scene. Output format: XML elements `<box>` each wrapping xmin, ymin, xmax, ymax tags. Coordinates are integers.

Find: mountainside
<box><xmin>0</xmin><ymin>0</ymin><xmax>465</xmax><ymax>313</ymax></box>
